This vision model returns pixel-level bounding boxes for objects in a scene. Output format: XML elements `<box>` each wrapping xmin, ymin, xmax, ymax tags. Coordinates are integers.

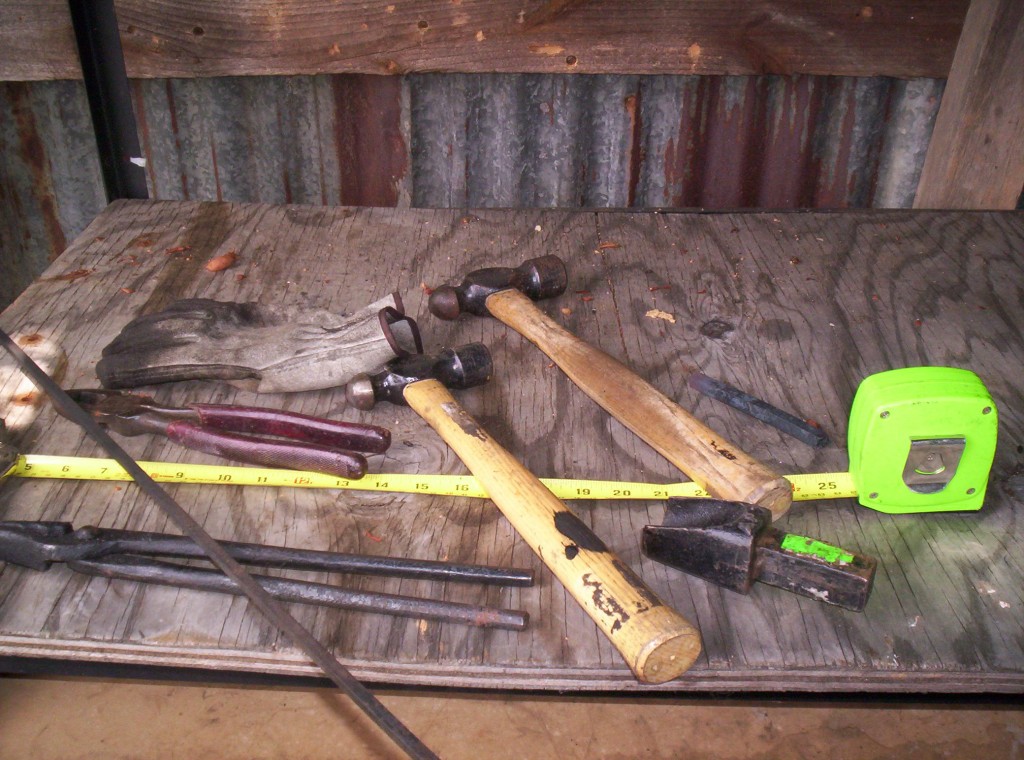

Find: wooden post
<box><xmin>914</xmin><ymin>0</ymin><xmax>1024</xmax><ymax>209</ymax></box>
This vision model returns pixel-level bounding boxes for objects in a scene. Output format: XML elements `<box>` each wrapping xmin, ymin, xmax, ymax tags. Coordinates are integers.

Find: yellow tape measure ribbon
<box><xmin>7</xmin><ymin>455</ymin><xmax>856</xmax><ymax>502</ymax></box>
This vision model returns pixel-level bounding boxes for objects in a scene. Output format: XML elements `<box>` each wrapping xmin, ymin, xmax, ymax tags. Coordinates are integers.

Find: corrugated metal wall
<box><xmin>408</xmin><ymin>74</ymin><xmax>944</xmax><ymax>209</ymax></box>
<box><xmin>0</xmin><ymin>73</ymin><xmax>945</xmax><ymax>309</ymax></box>
<box><xmin>0</xmin><ymin>80</ymin><xmax>106</xmax><ymax>307</ymax></box>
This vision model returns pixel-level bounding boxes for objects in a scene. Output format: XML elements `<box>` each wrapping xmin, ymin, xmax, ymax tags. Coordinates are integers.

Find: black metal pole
<box><xmin>67</xmin><ymin>0</ymin><xmax>148</xmax><ymax>201</ymax></box>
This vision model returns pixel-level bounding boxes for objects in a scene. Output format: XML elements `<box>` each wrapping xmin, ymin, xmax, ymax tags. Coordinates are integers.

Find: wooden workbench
<box><xmin>1</xmin><ymin>200</ymin><xmax>1022</xmax><ymax>693</ymax></box>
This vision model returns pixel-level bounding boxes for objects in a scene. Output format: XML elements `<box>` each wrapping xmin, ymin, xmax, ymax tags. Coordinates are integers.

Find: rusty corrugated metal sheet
<box><xmin>125</xmin><ymin>73</ymin><xmax>944</xmax><ymax>211</ymax></box>
<box><xmin>129</xmin><ymin>75</ymin><xmax>412</xmax><ymax>207</ymax></box>
<box><xmin>1</xmin><ymin>73</ymin><xmax>943</xmax><ymax>310</ymax></box>
<box><xmin>0</xmin><ymin>80</ymin><xmax>105</xmax><ymax>307</ymax></box>
<box><xmin>410</xmin><ymin>74</ymin><xmax>944</xmax><ymax>209</ymax></box>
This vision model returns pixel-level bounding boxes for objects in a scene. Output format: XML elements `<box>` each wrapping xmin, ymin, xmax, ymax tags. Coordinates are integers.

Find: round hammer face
<box><xmin>427</xmin><ymin>286</ymin><xmax>462</xmax><ymax>321</ymax></box>
<box><xmin>345</xmin><ymin>374</ymin><xmax>377</xmax><ymax>410</ymax></box>
<box><xmin>515</xmin><ymin>255</ymin><xmax>568</xmax><ymax>301</ymax></box>
<box><xmin>438</xmin><ymin>343</ymin><xmax>493</xmax><ymax>389</ymax></box>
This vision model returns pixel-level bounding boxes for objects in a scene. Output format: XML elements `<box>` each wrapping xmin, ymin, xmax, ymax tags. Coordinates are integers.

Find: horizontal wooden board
<box><xmin>0</xmin><ymin>1</ymin><xmax>968</xmax><ymax>80</ymax></box>
<box><xmin>0</xmin><ymin>201</ymin><xmax>1022</xmax><ymax>692</ymax></box>
<box><xmin>0</xmin><ymin>1</ymin><xmax>79</xmax><ymax>81</ymax></box>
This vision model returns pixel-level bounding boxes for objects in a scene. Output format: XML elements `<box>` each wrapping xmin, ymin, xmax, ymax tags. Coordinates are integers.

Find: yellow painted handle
<box><xmin>486</xmin><ymin>289</ymin><xmax>792</xmax><ymax>518</ymax></box>
<box><xmin>403</xmin><ymin>379</ymin><xmax>701</xmax><ymax>684</ymax></box>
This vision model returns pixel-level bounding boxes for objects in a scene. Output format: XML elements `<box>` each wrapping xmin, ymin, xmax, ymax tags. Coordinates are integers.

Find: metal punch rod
<box><xmin>64</xmin><ymin>527</ymin><xmax>536</xmax><ymax>587</ymax></box>
<box><xmin>70</xmin><ymin>556</ymin><xmax>529</xmax><ymax>631</ymax></box>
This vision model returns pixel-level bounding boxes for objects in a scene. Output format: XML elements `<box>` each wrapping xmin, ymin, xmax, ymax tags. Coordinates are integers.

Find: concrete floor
<box><xmin>0</xmin><ymin>676</ymin><xmax>1021</xmax><ymax>759</ymax></box>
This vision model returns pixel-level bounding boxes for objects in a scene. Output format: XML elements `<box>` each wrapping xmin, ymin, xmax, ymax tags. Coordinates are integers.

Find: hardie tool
<box><xmin>0</xmin><ymin>521</ymin><xmax>532</xmax><ymax>629</ymax></box>
<box><xmin>684</xmin><ymin>368</ymin><xmax>830</xmax><ymax>448</ymax></box>
<box><xmin>347</xmin><ymin>344</ymin><xmax>702</xmax><ymax>684</ymax></box>
<box><xmin>0</xmin><ymin>327</ymin><xmax>436</xmax><ymax>760</ymax></box>
<box><xmin>428</xmin><ymin>256</ymin><xmax>793</xmax><ymax>518</ymax></box>
<box><xmin>642</xmin><ymin>499</ymin><xmax>876</xmax><ymax>611</ymax></box>
<box><xmin>64</xmin><ymin>388</ymin><xmax>391</xmax><ymax>479</ymax></box>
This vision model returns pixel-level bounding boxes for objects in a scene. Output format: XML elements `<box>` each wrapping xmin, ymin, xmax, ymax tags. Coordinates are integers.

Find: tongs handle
<box><xmin>70</xmin><ymin>556</ymin><xmax>528</xmax><ymax>630</ymax></box>
<box><xmin>190</xmin><ymin>404</ymin><xmax>391</xmax><ymax>454</ymax></box>
<box><xmin>90</xmin><ymin>527</ymin><xmax>536</xmax><ymax>586</ymax></box>
<box><xmin>165</xmin><ymin>422</ymin><xmax>368</xmax><ymax>479</ymax></box>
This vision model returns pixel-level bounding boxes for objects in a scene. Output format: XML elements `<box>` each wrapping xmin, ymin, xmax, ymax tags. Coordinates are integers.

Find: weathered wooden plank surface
<box><xmin>914</xmin><ymin>0</ymin><xmax>1024</xmax><ymax>210</ymax></box>
<box><xmin>0</xmin><ymin>201</ymin><xmax>1022</xmax><ymax>692</ymax></box>
<box><xmin>0</xmin><ymin>1</ymin><xmax>968</xmax><ymax>81</ymax></box>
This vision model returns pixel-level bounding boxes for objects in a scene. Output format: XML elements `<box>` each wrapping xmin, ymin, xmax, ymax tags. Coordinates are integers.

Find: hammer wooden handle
<box><xmin>486</xmin><ymin>289</ymin><xmax>793</xmax><ymax>518</ymax></box>
<box><xmin>403</xmin><ymin>378</ymin><xmax>702</xmax><ymax>684</ymax></box>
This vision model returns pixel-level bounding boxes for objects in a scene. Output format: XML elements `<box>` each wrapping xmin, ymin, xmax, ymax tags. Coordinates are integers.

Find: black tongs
<box><xmin>0</xmin><ymin>521</ymin><xmax>533</xmax><ymax>630</ymax></box>
<box><xmin>63</xmin><ymin>389</ymin><xmax>390</xmax><ymax>479</ymax></box>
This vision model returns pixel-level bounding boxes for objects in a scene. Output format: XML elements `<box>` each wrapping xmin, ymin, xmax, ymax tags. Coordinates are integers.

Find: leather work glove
<box><xmin>96</xmin><ymin>293</ymin><xmax>422</xmax><ymax>393</ymax></box>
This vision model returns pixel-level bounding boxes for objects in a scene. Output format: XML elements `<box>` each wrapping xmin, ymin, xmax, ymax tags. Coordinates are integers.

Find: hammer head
<box><xmin>346</xmin><ymin>343</ymin><xmax>493</xmax><ymax>409</ymax></box>
<box><xmin>642</xmin><ymin>498</ymin><xmax>876</xmax><ymax>611</ymax></box>
<box><xmin>428</xmin><ymin>255</ymin><xmax>567</xmax><ymax>320</ymax></box>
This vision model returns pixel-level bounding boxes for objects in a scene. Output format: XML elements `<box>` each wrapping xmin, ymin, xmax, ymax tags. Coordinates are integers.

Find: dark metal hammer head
<box><xmin>642</xmin><ymin>498</ymin><xmax>876</xmax><ymax>611</ymax></box>
<box><xmin>427</xmin><ymin>255</ymin><xmax>567</xmax><ymax>320</ymax></box>
<box><xmin>346</xmin><ymin>343</ymin><xmax>493</xmax><ymax>409</ymax></box>
<box><xmin>643</xmin><ymin>499</ymin><xmax>769</xmax><ymax>594</ymax></box>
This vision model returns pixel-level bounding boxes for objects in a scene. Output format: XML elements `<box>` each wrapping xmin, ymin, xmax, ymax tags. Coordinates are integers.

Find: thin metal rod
<box><xmin>0</xmin><ymin>328</ymin><xmax>437</xmax><ymax>760</ymax></box>
<box><xmin>67</xmin><ymin>0</ymin><xmax>148</xmax><ymax>201</ymax></box>
<box><xmin>70</xmin><ymin>556</ymin><xmax>529</xmax><ymax>631</ymax></box>
<box><xmin>80</xmin><ymin>527</ymin><xmax>536</xmax><ymax>586</ymax></box>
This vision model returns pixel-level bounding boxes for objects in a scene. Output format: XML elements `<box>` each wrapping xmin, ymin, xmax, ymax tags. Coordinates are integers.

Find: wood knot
<box><xmin>699</xmin><ymin>319</ymin><xmax>735</xmax><ymax>339</ymax></box>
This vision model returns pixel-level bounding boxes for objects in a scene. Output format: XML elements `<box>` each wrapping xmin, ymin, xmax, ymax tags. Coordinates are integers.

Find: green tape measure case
<box><xmin>848</xmin><ymin>367</ymin><xmax>998</xmax><ymax>513</ymax></box>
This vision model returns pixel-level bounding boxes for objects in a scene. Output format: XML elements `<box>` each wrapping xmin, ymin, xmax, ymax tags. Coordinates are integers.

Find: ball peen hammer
<box><xmin>347</xmin><ymin>344</ymin><xmax>702</xmax><ymax>683</ymax></box>
<box><xmin>428</xmin><ymin>256</ymin><xmax>793</xmax><ymax>519</ymax></box>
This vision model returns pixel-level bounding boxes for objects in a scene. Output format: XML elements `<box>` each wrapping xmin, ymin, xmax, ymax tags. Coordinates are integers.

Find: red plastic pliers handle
<box><xmin>65</xmin><ymin>389</ymin><xmax>390</xmax><ymax>479</ymax></box>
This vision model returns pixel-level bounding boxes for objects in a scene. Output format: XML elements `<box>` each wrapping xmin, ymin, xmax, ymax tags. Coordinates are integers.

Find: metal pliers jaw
<box><xmin>0</xmin><ymin>521</ymin><xmax>90</xmax><ymax>571</ymax></box>
<box><xmin>62</xmin><ymin>389</ymin><xmax>392</xmax><ymax>479</ymax></box>
<box><xmin>65</xmin><ymin>389</ymin><xmax>188</xmax><ymax>437</ymax></box>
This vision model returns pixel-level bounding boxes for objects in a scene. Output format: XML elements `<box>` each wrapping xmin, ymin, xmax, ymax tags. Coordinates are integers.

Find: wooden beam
<box><xmin>914</xmin><ymin>0</ymin><xmax>1024</xmax><ymax>209</ymax></box>
<box><xmin>1</xmin><ymin>1</ymin><xmax>968</xmax><ymax>81</ymax></box>
<box><xmin>0</xmin><ymin>1</ymin><xmax>79</xmax><ymax>81</ymax></box>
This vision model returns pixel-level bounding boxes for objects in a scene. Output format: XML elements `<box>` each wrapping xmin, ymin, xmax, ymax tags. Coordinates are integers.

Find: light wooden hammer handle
<box><xmin>486</xmin><ymin>289</ymin><xmax>792</xmax><ymax>518</ymax></box>
<box><xmin>403</xmin><ymin>379</ymin><xmax>701</xmax><ymax>684</ymax></box>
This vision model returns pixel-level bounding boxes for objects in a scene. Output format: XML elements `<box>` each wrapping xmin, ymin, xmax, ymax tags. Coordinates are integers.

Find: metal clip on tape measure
<box><xmin>847</xmin><ymin>367</ymin><xmax>998</xmax><ymax>514</ymax></box>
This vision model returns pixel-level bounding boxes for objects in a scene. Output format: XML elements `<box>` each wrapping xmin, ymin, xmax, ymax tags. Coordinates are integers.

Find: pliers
<box><xmin>64</xmin><ymin>389</ymin><xmax>390</xmax><ymax>479</ymax></box>
<box><xmin>0</xmin><ymin>520</ymin><xmax>532</xmax><ymax>630</ymax></box>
